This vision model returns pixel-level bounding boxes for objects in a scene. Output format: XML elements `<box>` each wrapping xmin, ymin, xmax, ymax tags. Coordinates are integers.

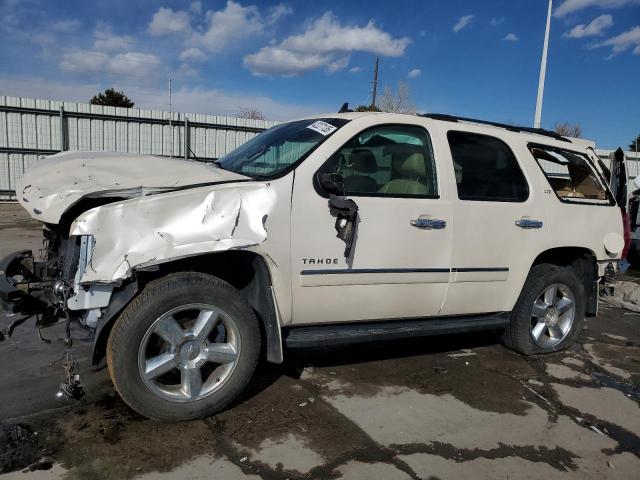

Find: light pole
<box><xmin>534</xmin><ymin>0</ymin><xmax>553</xmax><ymax>129</ymax></box>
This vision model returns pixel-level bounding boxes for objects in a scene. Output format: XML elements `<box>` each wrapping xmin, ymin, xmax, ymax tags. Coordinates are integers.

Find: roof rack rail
<box><xmin>420</xmin><ymin>113</ymin><xmax>571</xmax><ymax>143</ymax></box>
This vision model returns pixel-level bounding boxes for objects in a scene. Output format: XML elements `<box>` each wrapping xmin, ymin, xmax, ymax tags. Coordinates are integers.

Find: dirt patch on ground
<box><xmin>0</xmin><ymin>203</ymin><xmax>40</xmax><ymax>229</ymax></box>
<box><xmin>0</xmin><ymin>424</ymin><xmax>51</xmax><ymax>474</ymax></box>
<box><xmin>39</xmin><ymin>395</ymin><xmax>219</xmax><ymax>480</ymax></box>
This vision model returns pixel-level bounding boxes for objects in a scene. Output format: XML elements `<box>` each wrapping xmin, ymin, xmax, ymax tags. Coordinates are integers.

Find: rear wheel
<box><xmin>107</xmin><ymin>272</ymin><xmax>260</xmax><ymax>421</ymax></box>
<box><xmin>504</xmin><ymin>264</ymin><xmax>585</xmax><ymax>355</ymax></box>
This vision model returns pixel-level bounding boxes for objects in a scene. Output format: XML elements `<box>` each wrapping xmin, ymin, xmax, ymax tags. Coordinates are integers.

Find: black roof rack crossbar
<box><xmin>420</xmin><ymin>113</ymin><xmax>571</xmax><ymax>143</ymax></box>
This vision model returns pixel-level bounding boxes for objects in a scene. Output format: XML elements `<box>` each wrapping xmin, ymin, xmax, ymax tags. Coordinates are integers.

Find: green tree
<box><xmin>630</xmin><ymin>135</ymin><xmax>640</xmax><ymax>152</ymax></box>
<box><xmin>90</xmin><ymin>88</ymin><xmax>134</xmax><ymax>108</ymax></box>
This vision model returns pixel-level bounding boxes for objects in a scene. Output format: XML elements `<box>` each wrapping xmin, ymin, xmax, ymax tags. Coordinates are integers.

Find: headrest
<box><xmin>349</xmin><ymin>149</ymin><xmax>377</xmax><ymax>173</ymax></box>
<box><xmin>400</xmin><ymin>153</ymin><xmax>426</xmax><ymax>179</ymax></box>
<box><xmin>389</xmin><ymin>144</ymin><xmax>423</xmax><ymax>174</ymax></box>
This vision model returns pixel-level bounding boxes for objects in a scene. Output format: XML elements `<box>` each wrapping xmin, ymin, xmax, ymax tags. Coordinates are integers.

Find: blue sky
<box><xmin>0</xmin><ymin>0</ymin><xmax>638</xmax><ymax>149</ymax></box>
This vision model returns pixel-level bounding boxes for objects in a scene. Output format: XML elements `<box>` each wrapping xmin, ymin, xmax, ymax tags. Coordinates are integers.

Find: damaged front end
<box><xmin>2</xmin><ymin>150</ymin><xmax>257</xmax><ymax>342</ymax></box>
<box><xmin>2</xmin><ymin>181</ymin><xmax>276</xmax><ymax>378</ymax></box>
<box><xmin>1</xmin><ymin>228</ymin><xmax>101</xmax><ymax>399</ymax></box>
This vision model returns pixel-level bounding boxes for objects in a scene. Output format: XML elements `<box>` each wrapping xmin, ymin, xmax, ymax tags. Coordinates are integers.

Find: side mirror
<box><xmin>318</xmin><ymin>172</ymin><xmax>345</xmax><ymax>195</ymax></box>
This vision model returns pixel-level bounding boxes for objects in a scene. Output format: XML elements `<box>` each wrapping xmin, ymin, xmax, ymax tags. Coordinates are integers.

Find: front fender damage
<box><xmin>70</xmin><ymin>182</ymin><xmax>277</xmax><ymax>284</ymax></box>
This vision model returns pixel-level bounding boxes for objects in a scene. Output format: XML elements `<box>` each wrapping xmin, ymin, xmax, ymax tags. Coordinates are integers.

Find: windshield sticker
<box><xmin>307</xmin><ymin>121</ymin><xmax>337</xmax><ymax>136</ymax></box>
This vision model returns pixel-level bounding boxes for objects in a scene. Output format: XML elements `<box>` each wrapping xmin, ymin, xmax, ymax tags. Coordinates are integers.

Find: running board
<box><xmin>283</xmin><ymin>313</ymin><xmax>511</xmax><ymax>348</ymax></box>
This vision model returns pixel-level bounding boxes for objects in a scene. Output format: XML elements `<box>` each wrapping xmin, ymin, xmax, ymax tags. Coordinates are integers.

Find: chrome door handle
<box><xmin>411</xmin><ymin>218</ymin><xmax>446</xmax><ymax>229</ymax></box>
<box><xmin>515</xmin><ymin>218</ymin><xmax>543</xmax><ymax>229</ymax></box>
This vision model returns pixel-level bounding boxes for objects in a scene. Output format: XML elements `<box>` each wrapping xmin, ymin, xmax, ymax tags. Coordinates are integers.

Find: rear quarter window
<box><xmin>529</xmin><ymin>144</ymin><xmax>613</xmax><ymax>205</ymax></box>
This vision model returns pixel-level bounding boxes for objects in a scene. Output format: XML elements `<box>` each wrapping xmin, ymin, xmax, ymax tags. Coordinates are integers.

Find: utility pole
<box><xmin>534</xmin><ymin>0</ymin><xmax>552</xmax><ymax>129</ymax></box>
<box><xmin>371</xmin><ymin>56</ymin><xmax>379</xmax><ymax>107</ymax></box>
<box><xmin>168</xmin><ymin>77</ymin><xmax>173</xmax><ymax>157</ymax></box>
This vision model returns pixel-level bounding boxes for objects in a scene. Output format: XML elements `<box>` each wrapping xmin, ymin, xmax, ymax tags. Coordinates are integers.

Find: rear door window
<box><xmin>447</xmin><ymin>131</ymin><xmax>529</xmax><ymax>202</ymax></box>
<box><xmin>529</xmin><ymin>145</ymin><xmax>613</xmax><ymax>205</ymax></box>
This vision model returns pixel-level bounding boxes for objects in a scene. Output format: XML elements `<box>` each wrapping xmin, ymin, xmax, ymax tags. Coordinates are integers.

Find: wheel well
<box><xmin>531</xmin><ymin>247</ymin><xmax>598</xmax><ymax>316</ymax></box>
<box><xmin>92</xmin><ymin>251</ymin><xmax>283</xmax><ymax>366</ymax></box>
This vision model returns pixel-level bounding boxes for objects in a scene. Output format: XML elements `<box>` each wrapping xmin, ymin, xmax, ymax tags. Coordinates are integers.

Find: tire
<box><xmin>503</xmin><ymin>263</ymin><xmax>585</xmax><ymax>355</ymax></box>
<box><xmin>107</xmin><ymin>272</ymin><xmax>261</xmax><ymax>421</ymax></box>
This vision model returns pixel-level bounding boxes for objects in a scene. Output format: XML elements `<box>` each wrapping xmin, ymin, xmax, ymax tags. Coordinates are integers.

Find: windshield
<box><xmin>216</xmin><ymin>118</ymin><xmax>349</xmax><ymax>178</ymax></box>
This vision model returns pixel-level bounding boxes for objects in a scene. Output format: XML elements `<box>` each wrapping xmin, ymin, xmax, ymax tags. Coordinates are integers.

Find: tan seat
<box><xmin>378</xmin><ymin>153</ymin><xmax>430</xmax><ymax>195</ymax></box>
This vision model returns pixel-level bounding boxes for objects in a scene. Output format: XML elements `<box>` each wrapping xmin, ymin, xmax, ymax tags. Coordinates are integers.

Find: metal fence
<box><xmin>0</xmin><ymin>95</ymin><xmax>278</xmax><ymax>199</ymax></box>
<box><xmin>597</xmin><ymin>149</ymin><xmax>640</xmax><ymax>181</ymax></box>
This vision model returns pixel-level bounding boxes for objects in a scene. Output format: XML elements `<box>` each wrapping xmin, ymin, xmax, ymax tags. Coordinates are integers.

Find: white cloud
<box><xmin>348</xmin><ymin>66</ymin><xmax>362</xmax><ymax>73</ymax></box>
<box><xmin>32</xmin><ymin>31</ymin><xmax>57</xmax><ymax>56</ymax></box>
<box><xmin>93</xmin><ymin>22</ymin><xmax>133</xmax><ymax>52</ymax></box>
<box><xmin>149</xmin><ymin>1</ymin><xmax>267</xmax><ymax>51</ymax></box>
<box><xmin>147</xmin><ymin>2</ymin><xmax>292</xmax><ymax>57</ymax></box>
<box><xmin>280</xmin><ymin>13</ymin><xmax>409</xmax><ymax>56</ymax></box>
<box><xmin>267</xmin><ymin>4</ymin><xmax>293</xmax><ymax>25</ymax></box>
<box><xmin>108</xmin><ymin>52</ymin><xmax>161</xmax><ymax>76</ymax></box>
<box><xmin>453</xmin><ymin>14</ymin><xmax>474</xmax><ymax>33</ymax></box>
<box><xmin>564</xmin><ymin>14</ymin><xmax>613</xmax><ymax>38</ymax></box>
<box><xmin>408</xmin><ymin>68</ymin><xmax>421</xmax><ymax>78</ymax></box>
<box><xmin>60</xmin><ymin>50</ymin><xmax>108</xmax><ymax>74</ymax></box>
<box><xmin>594</xmin><ymin>25</ymin><xmax>640</xmax><ymax>55</ymax></box>
<box><xmin>490</xmin><ymin>17</ymin><xmax>505</xmax><ymax>26</ymax></box>
<box><xmin>503</xmin><ymin>33</ymin><xmax>519</xmax><ymax>41</ymax></box>
<box><xmin>327</xmin><ymin>56</ymin><xmax>350</xmax><ymax>73</ymax></box>
<box><xmin>0</xmin><ymin>76</ymin><xmax>102</xmax><ymax>104</ymax></box>
<box><xmin>175</xmin><ymin>63</ymin><xmax>198</xmax><ymax>78</ymax></box>
<box><xmin>244</xmin><ymin>12</ymin><xmax>410</xmax><ymax>75</ymax></box>
<box><xmin>192</xmin><ymin>1</ymin><xmax>264</xmax><ymax>52</ymax></box>
<box><xmin>60</xmin><ymin>49</ymin><xmax>161</xmax><ymax>77</ymax></box>
<box><xmin>179</xmin><ymin>47</ymin><xmax>207</xmax><ymax>63</ymax></box>
<box><xmin>244</xmin><ymin>48</ymin><xmax>333</xmax><ymax>76</ymax></box>
<box><xmin>148</xmin><ymin>7</ymin><xmax>191</xmax><ymax>36</ymax></box>
<box><xmin>0</xmin><ymin>75</ymin><xmax>325</xmax><ymax>120</ymax></box>
<box><xmin>554</xmin><ymin>0</ymin><xmax>640</xmax><ymax>18</ymax></box>
<box><xmin>51</xmin><ymin>19</ymin><xmax>81</xmax><ymax>33</ymax></box>
<box><xmin>169</xmin><ymin>85</ymin><xmax>324</xmax><ymax>120</ymax></box>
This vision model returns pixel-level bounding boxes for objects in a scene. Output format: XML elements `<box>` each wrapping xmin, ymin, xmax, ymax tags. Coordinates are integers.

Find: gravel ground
<box><xmin>0</xmin><ymin>203</ymin><xmax>638</xmax><ymax>480</ymax></box>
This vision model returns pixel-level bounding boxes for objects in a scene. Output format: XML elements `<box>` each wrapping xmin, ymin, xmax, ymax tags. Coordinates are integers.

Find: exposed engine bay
<box><xmin>2</xmin><ymin>223</ymin><xmax>91</xmax><ymax>400</ymax></box>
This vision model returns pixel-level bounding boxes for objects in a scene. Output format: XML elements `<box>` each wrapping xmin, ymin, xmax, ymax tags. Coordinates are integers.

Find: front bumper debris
<box><xmin>0</xmin><ymin>250</ymin><xmax>48</xmax><ymax>315</ymax></box>
<box><xmin>599</xmin><ymin>260</ymin><xmax>619</xmax><ymax>297</ymax></box>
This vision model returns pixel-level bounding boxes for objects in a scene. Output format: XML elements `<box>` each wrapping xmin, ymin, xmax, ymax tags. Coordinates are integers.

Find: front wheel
<box><xmin>503</xmin><ymin>264</ymin><xmax>585</xmax><ymax>355</ymax></box>
<box><xmin>107</xmin><ymin>272</ymin><xmax>261</xmax><ymax>421</ymax></box>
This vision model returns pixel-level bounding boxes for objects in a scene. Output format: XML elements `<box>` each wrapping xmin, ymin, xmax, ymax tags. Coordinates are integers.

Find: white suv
<box><xmin>1</xmin><ymin>111</ymin><xmax>624</xmax><ymax>420</ymax></box>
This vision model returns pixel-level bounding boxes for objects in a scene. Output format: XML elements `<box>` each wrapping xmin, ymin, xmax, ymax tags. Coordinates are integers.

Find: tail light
<box><xmin>622</xmin><ymin>211</ymin><xmax>631</xmax><ymax>259</ymax></box>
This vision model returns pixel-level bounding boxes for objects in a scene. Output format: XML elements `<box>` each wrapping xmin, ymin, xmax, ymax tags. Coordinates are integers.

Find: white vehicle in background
<box><xmin>1</xmin><ymin>110</ymin><xmax>625</xmax><ymax>420</ymax></box>
<box><xmin>623</xmin><ymin>174</ymin><xmax>640</xmax><ymax>267</ymax></box>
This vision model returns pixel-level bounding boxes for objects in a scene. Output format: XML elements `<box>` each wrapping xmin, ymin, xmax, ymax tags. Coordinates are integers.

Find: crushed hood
<box><xmin>16</xmin><ymin>151</ymin><xmax>249</xmax><ymax>224</ymax></box>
